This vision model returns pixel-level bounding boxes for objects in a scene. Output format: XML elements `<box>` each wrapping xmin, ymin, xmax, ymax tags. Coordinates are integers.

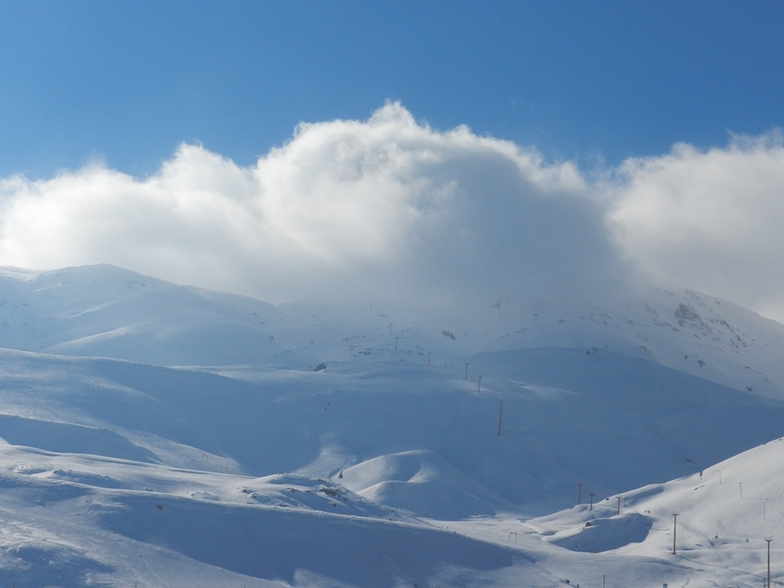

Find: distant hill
<box><xmin>0</xmin><ymin>264</ymin><xmax>311</xmax><ymax>367</ymax></box>
<box><xmin>2</xmin><ymin>264</ymin><xmax>783</xmax><ymax>401</ymax></box>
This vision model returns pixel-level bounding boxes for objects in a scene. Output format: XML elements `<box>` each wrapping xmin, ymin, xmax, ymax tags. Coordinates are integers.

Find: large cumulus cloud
<box><xmin>0</xmin><ymin>103</ymin><xmax>626</xmax><ymax>311</ymax></box>
<box><xmin>608</xmin><ymin>132</ymin><xmax>784</xmax><ymax>321</ymax></box>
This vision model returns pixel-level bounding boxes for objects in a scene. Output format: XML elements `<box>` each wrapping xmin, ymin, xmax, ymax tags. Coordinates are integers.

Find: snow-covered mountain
<box><xmin>0</xmin><ymin>265</ymin><xmax>308</xmax><ymax>368</ymax></box>
<box><xmin>3</xmin><ymin>264</ymin><xmax>784</xmax><ymax>400</ymax></box>
<box><xmin>0</xmin><ymin>264</ymin><xmax>782</xmax><ymax>586</ymax></box>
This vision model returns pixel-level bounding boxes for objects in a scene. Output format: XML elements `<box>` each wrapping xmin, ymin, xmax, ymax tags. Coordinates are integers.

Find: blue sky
<box><xmin>1</xmin><ymin>2</ymin><xmax>784</xmax><ymax>321</ymax></box>
<box><xmin>2</xmin><ymin>1</ymin><xmax>783</xmax><ymax>176</ymax></box>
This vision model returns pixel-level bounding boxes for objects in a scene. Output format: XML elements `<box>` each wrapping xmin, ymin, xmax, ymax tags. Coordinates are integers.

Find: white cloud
<box><xmin>608</xmin><ymin>131</ymin><xmax>784</xmax><ymax>321</ymax></box>
<box><xmin>0</xmin><ymin>103</ymin><xmax>626</xmax><ymax>312</ymax></box>
<box><xmin>5</xmin><ymin>104</ymin><xmax>784</xmax><ymax>323</ymax></box>
<box><xmin>4</xmin><ymin>104</ymin><xmax>784</xmax><ymax>324</ymax></box>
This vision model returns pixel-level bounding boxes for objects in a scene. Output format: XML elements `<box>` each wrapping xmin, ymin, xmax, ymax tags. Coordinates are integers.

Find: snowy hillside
<box><xmin>485</xmin><ymin>286</ymin><xmax>784</xmax><ymax>401</ymax></box>
<box><xmin>0</xmin><ymin>345</ymin><xmax>781</xmax><ymax>516</ymax></box>
<box><xmin>0</xmin><ymin>264</ymin><xmax>782</xmax><ymax>586</ymax></box>
<box><xmin>523</xmin><ymin>436</ymin><xmax>784</xmax><ymax>588</ymax></box>
<box><xmin>2</xmin><ymin>264</ymin><xmax>784</xmax><ymax>400</ymax></box>
<box><xmin>0</xmin><ymin>265</ymin><xmax>310</xmax><ymax>368</ymax></box>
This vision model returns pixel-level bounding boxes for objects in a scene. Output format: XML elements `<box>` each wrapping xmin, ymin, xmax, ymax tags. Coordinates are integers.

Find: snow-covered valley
<box><xmin>0</xmin><ymin>264</ymin><xmax>783</xmax><ymax>587</ymax></box>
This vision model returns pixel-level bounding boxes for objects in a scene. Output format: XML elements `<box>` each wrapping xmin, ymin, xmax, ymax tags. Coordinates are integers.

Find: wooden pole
<box><xmin>672</xmin><ymin>513</ymin><xmax>678</xmax><ymax>555</ymax></box>
<box><xmin>497</xmin><ymin>400</ymin><xmax>504</xmax><ymax>435</ymax></box>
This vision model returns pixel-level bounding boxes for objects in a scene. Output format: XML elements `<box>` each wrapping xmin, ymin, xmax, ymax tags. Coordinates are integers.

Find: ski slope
<box><xmin>0</xmin><ymin>264</ymin><xmax>781</xmax><ymax>586</ymax></box>
<box><xmin>523</xmin><ymin>436</ymin><xmax>784</xmax><ymax>587</ymax></box>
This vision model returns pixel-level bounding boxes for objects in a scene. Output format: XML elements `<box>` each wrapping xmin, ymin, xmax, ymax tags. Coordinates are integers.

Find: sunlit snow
<box><xmin>0</xmin><ymin>264</ymin><xmax>782</xmax><ymax>587</ymax></box>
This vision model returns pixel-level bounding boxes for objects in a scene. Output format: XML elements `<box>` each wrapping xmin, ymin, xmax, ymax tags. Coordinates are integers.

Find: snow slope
<box><xmin>4</xmin><ymin>430</ymin><xmax>784</xmax><ymax>588</ymax></box>
<box><xmin>0</xmin><ymin>265</ymin><xmax>311</xmax><ymax>368</ymax></box>
<box><xmin>524</xmin><ymin>436</ymin><xmax>784</xmax><ymax>588</ymax></box>
<box><xmin>0</xmin><ymin>345</ymin><xmax>781</xmax><ymax>517</ymax></box>
<box><xmin>0</xmin><ymin>264</ymin><xmax>781</xmax><ymax>586</ymax></box>
<box><xmin>484</xmin><ymin>286</ymin><xmax>784</xmax><ymax>401</ymax></box>
<box><xmin>2</xmin><ymin>264</ymin><xmax>784</xmax><ymax>400</ymax></box>
<box><xmin>0</xmin><ymin>443</ymin><xmax>520</xmax><ymax>588</ymax></box>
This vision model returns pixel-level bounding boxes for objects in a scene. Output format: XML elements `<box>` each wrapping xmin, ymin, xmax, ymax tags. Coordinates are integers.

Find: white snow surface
<box><xmin>0</xmin><ymin>264</ymin><xmax>782</xmax><ymax>586</ymax></box>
